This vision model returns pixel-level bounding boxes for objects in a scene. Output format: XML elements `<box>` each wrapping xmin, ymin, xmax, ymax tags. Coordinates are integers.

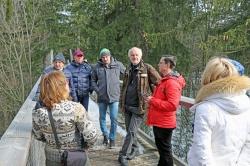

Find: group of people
<box><xmin>32</xmin><ymin>46</ymin><xmax>250</xmax><ymax>166</ymax></box>
<box><xmin>34</xmin><ymin>49</ymin><xmax>92</xmax><ymax>109</ymax></box>
<box><xmin>118</xmin><ymin>48</ymin><xmax>186</xmax><ymax>166</ymax></box>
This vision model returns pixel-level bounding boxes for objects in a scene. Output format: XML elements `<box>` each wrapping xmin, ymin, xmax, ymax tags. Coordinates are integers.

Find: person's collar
<box><xmin>130</xmin><ymin>61</ymin><xmax>141</xmax><ymax>69</ymax></box>
<box><xmin>162</xmin><ymin>70</ymin><xmax>172</xmax><ymax>77</ymax></box>
<box><xmin>99</xmin><ymin>56</ymin><xmax>113</xmax><ymax>65</ymax></box>
<box><xmin>53</xmin><ymin>67</ymin><xmax>64</xmax><ymax>71</ymax></box>
<box><xmin>72</xmin><ymin>59</ymin><xmax>87</xmax><ymax>65</ymax></box>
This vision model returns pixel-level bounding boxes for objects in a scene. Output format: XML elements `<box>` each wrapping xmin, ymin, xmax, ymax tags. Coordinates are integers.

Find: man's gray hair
<box><xmin>128</xmin><ymin>47</ymin><xmax>142</xmax><ymax>57</ymax></box>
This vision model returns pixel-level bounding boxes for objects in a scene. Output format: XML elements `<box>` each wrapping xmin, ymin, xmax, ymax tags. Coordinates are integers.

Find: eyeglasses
<box><xmin>76</xmin><ymin>54</ymin><xmax>83</xmax><ymax>57</ymax></box>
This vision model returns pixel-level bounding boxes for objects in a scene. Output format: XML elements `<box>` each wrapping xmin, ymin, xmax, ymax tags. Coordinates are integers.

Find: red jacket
<box><xmin>147</xmin><ymin>72</ymin><xmax>185</xmax><ymax>128</ymax></box>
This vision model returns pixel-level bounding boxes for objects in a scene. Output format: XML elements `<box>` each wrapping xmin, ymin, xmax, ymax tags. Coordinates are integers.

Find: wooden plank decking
<box><xmin>0</xmin><ymin>90</ymin><xmax>188</xmax><ymax>166</ymax></box>
<box><xmin>87</xmin><ymin>99</ymin><xmax>160</xmax><ymax>166</ymax></box>
<box><xmin>88</xmin><ymin>132</ymin><xmax>159</xmax><ymax>166</ymax></box>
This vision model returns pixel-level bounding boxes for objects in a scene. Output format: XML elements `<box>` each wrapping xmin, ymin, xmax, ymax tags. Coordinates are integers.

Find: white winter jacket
<box><xmin>188</xmin><ymin>76</ymin><xmax>250</xmax><ymax>166</ymax></box>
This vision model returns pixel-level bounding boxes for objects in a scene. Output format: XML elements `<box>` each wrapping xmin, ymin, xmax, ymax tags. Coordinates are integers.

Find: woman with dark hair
<box><xmin>145</xmin><ymin>55</ymin><xmax>186</xmax><ymax>166</ymax></box>
<box><xmin>32</xmin><ymin>71</ymin><xmax>98</xmax><ymax>166</ymax></box>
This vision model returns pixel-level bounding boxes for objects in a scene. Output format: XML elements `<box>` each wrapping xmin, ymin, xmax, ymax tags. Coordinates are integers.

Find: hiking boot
<box><xmin>103</xmin><ymin>135</ymin><xmax>108</xmax><ymax>145</ymax></box>
<box><xmin>118</xmin><ymin>155</ymin><xmax>128</xmax><ymax>166</ymax></box>
<box><xmin>109</xmin><ymin>140</ymin><xmax>115</xmax><ymax>149</ymax></box>
<box><xmin>127</xmin><ymin>148</ymin><xmax>140</xmax><ymax>160</ymax></box>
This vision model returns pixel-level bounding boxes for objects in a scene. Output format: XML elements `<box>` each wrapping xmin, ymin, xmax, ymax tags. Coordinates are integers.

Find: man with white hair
<box><xmin>118</xmin><ymin>47</ymin><xmax>161</xmax><ymax>166</ymax></box>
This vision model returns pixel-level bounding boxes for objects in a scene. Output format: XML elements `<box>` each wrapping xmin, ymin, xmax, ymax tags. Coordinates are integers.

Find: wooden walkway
<box><xmin>0</xmin><ymin>56</ymin><xmax>191</xmax><ymax>166</ymax></box>
<box><xmin>0</xmin><ymin>81</ymin><xmax>189</xmax><ymax>166</ymax></box>
<box><xmin>88</xmin><ymin>131</ymin><xmax>159</xmax><ymax>166</ymax></box>
<box><xmin>87</xmin><ymin>99</ymin><xmax>160</xmax><ymax>166</ymax></box>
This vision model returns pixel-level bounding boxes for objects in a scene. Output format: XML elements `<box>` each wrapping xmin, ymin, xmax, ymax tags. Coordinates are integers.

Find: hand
<box><xmin>144</xmin><ymin>96</ymin><xmax>152</xmax><ymax>103</ymax></box>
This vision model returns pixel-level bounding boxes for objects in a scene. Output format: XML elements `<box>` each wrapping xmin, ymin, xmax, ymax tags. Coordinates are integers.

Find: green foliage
<box><xmin>0</xmin><ymin>0</ymin><xmax>249</xmax><ymax>155</ymax></box>
<box><xmin>5</xmin><ymin>0</ymin><xmax>13</xmax><ymax>22</ymax></box>
<box><xmin>25</xmin><ymin>0</ymin><xmax>249</xmax><ymax>85</ymax></box>
<box><xmin>0</xmin><ymin>0</ymin><xmax>249</xmax><ymax>115</ymax></box>
<box><xmin>0</xmin><ymin>0</ymin><xmax>51</xmax><ymax>134</ymax></box>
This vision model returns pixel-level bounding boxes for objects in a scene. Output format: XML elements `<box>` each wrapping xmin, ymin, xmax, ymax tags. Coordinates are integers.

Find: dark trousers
<box><xmin>78</xmin><ymin>95</ymin><xmax>89</xmax><ymax>111</ymax></box>
<box><xmin>153</xmin><ymin>126</ymin><xmax>174</xmax><ymax>166</ymax></box>
<box><xmin>119</xmin><ymin>109</ymin><xmax>143</xmax><ymax>159</ymax></box>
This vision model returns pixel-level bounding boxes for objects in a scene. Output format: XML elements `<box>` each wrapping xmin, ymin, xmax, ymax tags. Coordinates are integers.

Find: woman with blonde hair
<box><xmin>188</xmin><ymin>57</ymin><xmax>250</xmax><ymax>166</ymax></box>
<box><xmin>32</xmin><ymin>71</ymin><xmax>98</xmax><ymax>166</ymax></box>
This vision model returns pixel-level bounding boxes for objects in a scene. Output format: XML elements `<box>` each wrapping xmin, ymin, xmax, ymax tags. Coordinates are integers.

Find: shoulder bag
<box><xmin>47</xmin><ymin>110</ymin><xmax>87</xmax><ymax>166</ymax></box>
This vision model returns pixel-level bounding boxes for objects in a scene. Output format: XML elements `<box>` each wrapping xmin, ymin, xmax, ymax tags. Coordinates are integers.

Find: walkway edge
<box><xmin>0</xmin><ymin>78</ymin><xmax>40</xmax><ymax>166</ymax></box>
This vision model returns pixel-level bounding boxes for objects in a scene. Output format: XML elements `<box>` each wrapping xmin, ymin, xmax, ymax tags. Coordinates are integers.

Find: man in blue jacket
<box><xmin>35</xmin><ymin>53</ymin><xmax>77</xmax><ymax>101</ymax></box>
<box><xmin>92</xmin><ymin>48</ymin><xmax>125</xmax><ymax>148</ymax></box>
<box><xmin>66</xmin><ymin>49</ymin><xmax>92</xmax><ymax>111</ymax></box>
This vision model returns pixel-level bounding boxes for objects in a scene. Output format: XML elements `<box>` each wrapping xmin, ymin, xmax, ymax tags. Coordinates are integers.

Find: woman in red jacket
<box><xmin>145</xmin><ymin>55</ymin><xmax>185</xmax><ymax>166</ymax></box>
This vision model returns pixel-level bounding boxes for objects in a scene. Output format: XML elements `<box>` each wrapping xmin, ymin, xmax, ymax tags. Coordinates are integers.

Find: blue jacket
<box><xmin>66</xmin><ymin>60</ymin><xmax>92</xmax><ymax>98</ymax></box>
<box><xmin>34</xmin><ymin>66</ymin><xmax>77</xmax><ymax>102</ymax></box>
<box><xmin>91</xmin><ymin>57</ymin><xmax>125</xmax><ymax>103</ymax></box>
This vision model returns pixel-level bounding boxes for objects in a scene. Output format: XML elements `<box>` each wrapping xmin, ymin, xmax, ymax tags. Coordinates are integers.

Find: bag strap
<box><xmin>47</xmin><ymin>109</ymin><xmax>61</xmax><ymax>150</ymax></box>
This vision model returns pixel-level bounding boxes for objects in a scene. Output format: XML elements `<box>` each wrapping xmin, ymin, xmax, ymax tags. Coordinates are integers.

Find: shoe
<box><xmin>103</xmin><ymin>135</ymin><xmax>108</xmax><ymax>145</ymax></box>
<box><xmin>127</xmin><ymin>148</ymin><xmax>140</xmax><ymax>160</ymax></box>
<box><xmin>118</xmin><ymin>156</ymin><xmax>128</xmax><ymax>166</ymax></box>
<box><xmin>109</xmin><ymin>140</ymin><xmax>115</xmax><ymax>149</ymax></box>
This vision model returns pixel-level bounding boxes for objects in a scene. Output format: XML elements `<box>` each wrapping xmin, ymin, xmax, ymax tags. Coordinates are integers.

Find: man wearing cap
<box><xmin>91</xmin><ymin>48</ymin><xmax>125</xmax><ymax>148</ymax></box>
<box><xmin>145</xmin><ymin>55</ymin><xmax>186</xmax><ymax>166</ymax></box>
<box><xmin>118</xmin><ymin>47</ymin><xmax>161</xmax><ymax>166</ymax></box>
<box><xmin>66</xmin><ymin>48</ymin><xmax>92</xmax><ymax>111</ymax></box>
<box><xmin>35</xmin><ymin>53</ymin><xmax>77</xmax><ymax>102</ymax></box>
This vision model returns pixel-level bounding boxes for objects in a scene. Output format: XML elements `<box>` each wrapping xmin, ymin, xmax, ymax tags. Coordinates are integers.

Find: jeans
<box><xmin>153</xmin><ymin>126</ymin><xmax>174</xmax><ymax>166</ymax></box>
<box><xmin>98</xmin><ymin>102</ymin><xmax>119</xmax><ymax>141</ymax></box>
<box><xmin>78</xmin><ymin>95</ymin><xmax>89</xmax><ymax>111</ymax></box>
<box><xmin>119</xmin><ymin>109</ymin><xmax>143</xmax><ymax>159</ymax></box>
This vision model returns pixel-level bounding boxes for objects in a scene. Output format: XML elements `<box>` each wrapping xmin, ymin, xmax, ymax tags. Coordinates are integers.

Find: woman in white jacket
<box><xmin>188</xmin><ymin>57</ymin><xmax>250</xmax><ymax>166</ymax></box>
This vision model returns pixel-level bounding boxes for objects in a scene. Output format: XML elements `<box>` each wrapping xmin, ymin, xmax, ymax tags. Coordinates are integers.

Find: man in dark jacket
<box><xmin>118</xmin><ymin>47</ymin><xmax>161</xmax><ymax>166</ymax></box>
<box><xmin>91</xmin><ymin>48</ymin><xmax>125</xmax><ymax>148</ymax></box>
<box><xmin>35</xmin><ymin>53</ymin><xmax>77</xmax><ymax>101</ymax></box>
<box><xmin>66</xmin><ymin>49</ymin><xmax>92</xmax><ymax>111</ymax></box>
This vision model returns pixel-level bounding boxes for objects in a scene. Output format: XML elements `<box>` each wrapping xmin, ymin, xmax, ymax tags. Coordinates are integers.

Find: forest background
<box><xmin>0</xmin><ymin>0</ymin><xmax>249</xmax><ymax>135</ymax></box>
